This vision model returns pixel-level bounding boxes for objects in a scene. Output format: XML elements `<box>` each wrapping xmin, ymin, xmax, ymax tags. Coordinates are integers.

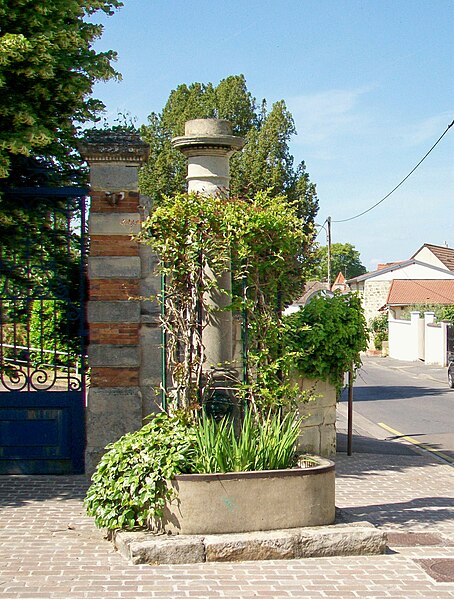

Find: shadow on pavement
<box><xmin>0</xmin><ymin>475</ymin><xmax>90</xmax><ymax>508</ymax></box>
<box><xmin>337</xmin><ymin>432</ymin><xmax>417</xmax><ymax>455</ymax></box>
<box><xmin>339</xmin><ymin>496</ymin><xmax>454</xmax><ymax>529</ymax></box>
<box><xmin>344</xmin><ymin>385</ymin><xmax>447</xmax><ymax>401</ymax></box>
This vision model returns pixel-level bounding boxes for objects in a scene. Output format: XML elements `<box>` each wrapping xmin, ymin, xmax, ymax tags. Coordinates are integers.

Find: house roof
<box><xmin>293</xmin><ymin>281</ymin><xmax>331</xmax><ymax>305</ymax></box>
<box><xmin>411</xmin><ymin>243</ymin><xmax>454</xmax><ymax>271</ymax></box>
<box><xmin>347</xmin><ymin>259</ymin><xmax>454</xmax><ymax>284</ymax></box>
<box><xmin>377</xmin><ymin>261</ymin><xmax>405</xmax><ymax>271</ymax></box>
<box><xmin>331</xmin><ymin>272</ymin><xmax>346</xmax><ymax>287</ymax></box>
<box><xmin>386</xmin><ymin>279</ymin><xmax>454</xmax><ymax>306</ymax></box>
<box><xmin>347</xmin><ymin>259</ymin><xmax>415</xmax><ymax>283</ymax></box>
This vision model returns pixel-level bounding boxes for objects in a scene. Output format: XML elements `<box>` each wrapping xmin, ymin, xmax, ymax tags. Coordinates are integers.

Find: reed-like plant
<box><xmin>190</xmin><ymin>409</ymin><xmax>302</xmax><ymax>473</ymax></box>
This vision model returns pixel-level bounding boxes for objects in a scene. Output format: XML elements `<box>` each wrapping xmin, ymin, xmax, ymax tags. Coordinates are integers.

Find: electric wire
<box><xmin>314</xmin><ymin>219</ymin><xmax>328</xmax><ymax>241</ymax></box>
<box><xmin>333</xmin><ymin>119</ymin><xmax>454</xmax><ymax>224</ymax></box>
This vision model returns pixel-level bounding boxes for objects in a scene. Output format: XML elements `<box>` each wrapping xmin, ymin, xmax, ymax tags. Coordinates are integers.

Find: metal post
<box><xmin>347</xmin><ymin>368</ymin><xmax>353</xmax><ymax>456</ymax></box>
<box><xmin>161</xmin><ymin>271</ymin><xmax>167</xmax><ymax>412</ymax></box>
<box><xmin>241</xmin><ymin>270</ymin><xmax>248</xmax><ymax>386</ymax></box>
<box><xmin>327</xmin><ymin>216</ymin><xmax>332</xmax><ymax>288</ymax></box>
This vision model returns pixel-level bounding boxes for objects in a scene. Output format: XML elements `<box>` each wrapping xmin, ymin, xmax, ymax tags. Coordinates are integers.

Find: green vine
<box><xmin>137</xmin><ymin>189</ymin><xmax>309</xmax><ymax>411</ymax></box>
<box><xmin>84</xmin><ymin>412</ymin><xmax>196</xmax><ymax>530</ymax></box>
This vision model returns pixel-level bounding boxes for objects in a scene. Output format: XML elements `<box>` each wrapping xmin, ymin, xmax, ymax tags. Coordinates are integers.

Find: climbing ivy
<box><xmin>137</xmin><ymin>189</ymin><xmax>308</xmax><ymax>410</ymax></box>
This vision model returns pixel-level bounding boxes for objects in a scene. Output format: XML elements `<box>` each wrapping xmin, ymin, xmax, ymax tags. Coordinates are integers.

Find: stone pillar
<box><xmin>172</xmin><ymin>120</ymin><xmax>244</xmax><ymax>369</ymax></box>
<box><xmin>80</xmin><ymin>132</ymin><xmax>151</xmax><ymax>474</ymax></box>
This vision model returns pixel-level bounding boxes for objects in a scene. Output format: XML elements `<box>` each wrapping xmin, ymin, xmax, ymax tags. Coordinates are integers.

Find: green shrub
<box><xmin>84</xmin><ymin>412</ymin><xmax>196</xmax><ymax>530</ymax></box>
<box><xmin>439</xmin><ymin>305</ymin><xmax>454</xmax><ymax>324</ymax></box>
<box><xmin>400</xmin><ymin>303</ymin><xmax>454</xmax><ymax>325</ymax></box>
<box><xmin>369</xmin><ymin>313</ymin><xmax>388</xmax><ymax>350</ymax></box>
<box><xmin>284</xmin><ymin>293</ymin><xmax>368</xmax><ymax>392</ymax></box>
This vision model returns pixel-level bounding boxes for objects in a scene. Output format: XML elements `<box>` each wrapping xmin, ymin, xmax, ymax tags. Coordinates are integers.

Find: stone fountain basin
<box><xmin>154</xmin><ymin>456</ymin><xmax>335</xmax><ymax>535</ymax></box>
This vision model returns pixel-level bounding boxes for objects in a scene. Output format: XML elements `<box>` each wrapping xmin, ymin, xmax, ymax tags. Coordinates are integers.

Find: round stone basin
<box><xmin>154</xmin><ymin>456</ymin><xmax>335</xmax><ymax>535</ymax></box>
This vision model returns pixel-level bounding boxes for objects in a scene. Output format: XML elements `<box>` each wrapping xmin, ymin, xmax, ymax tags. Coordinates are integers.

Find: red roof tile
<box><xmin>377</xmin><ymin>261</ymin><xmax>405</xmax><ymax>271</ymax></box>
<box><xmin>386</xmin><ymin>279</ymin><xmax>454</xmax><ymax>306</ymax></box>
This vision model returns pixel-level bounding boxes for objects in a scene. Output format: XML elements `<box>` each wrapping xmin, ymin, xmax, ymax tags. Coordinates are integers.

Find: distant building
<box><xmin>283</xmin><ymin>281</ymin><xmax>332</xmax><ymax>315</ymax></box>
<box><xmin>347</xmin><ymin>243</ymin><xmax>454</xmax><ymax>323</ymax></box>
<box><xmin>330</xmin><ymin>272</ymin><xmax>349</xmax><ymax>293</ymax></box>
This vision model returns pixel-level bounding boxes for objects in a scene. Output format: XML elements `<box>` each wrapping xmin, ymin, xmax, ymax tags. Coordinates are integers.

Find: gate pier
<box><xmin>80</xmin><ymin>133</ymin><xmax>159</xmax><ymax>474</ymax></box>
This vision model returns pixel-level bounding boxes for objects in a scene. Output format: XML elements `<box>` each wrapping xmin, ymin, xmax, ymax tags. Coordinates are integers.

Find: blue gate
<box><xmin>0</xmin><ymin>186</ymin><xmax>87</xmax><ymax>474</ymax></box>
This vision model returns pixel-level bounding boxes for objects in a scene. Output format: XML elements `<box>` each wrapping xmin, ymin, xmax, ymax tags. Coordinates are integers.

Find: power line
<box><xmin>314</xmin><ymin>218</ymin><xmax>328</xmax><ymax>241</ymax></box>
<box><xmin>333</xmin><ymin>118</ymin><xmax>454</xmax><ymax>224</ymax></box>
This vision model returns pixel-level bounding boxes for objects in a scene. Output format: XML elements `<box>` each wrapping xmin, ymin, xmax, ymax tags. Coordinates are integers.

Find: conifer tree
<box><xmin>0</xmin><ymin>0</ymin><xmax>123</xmax><ymax>178</ymax></box>
<box><xmin>139</xmin><ymin>75</ymin><xmax>319</xmax><ymax>239</ymax></box>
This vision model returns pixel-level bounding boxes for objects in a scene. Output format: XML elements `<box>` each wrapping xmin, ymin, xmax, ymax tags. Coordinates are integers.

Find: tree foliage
<box><xmin>0</xmin><ymin>2</ymin><xmax>121</xmax><ymax>369</ymax></box>
<box><xmin>139</xmin><ymin>75</ymin><xmax>319</xmax><ymax>242</ymax></box>
<box><xmin>313</xmin><ymin>242</ymin><xmax>367</xmax><ymax>281</ymax></box>
<box><xmin>0</xmin><ymin>0</ymin><xmax>123</xmax><ymax>178</ymax></box>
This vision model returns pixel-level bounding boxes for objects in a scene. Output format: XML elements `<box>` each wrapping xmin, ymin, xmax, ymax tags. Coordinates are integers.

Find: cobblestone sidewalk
<box><xmin>0</xmin><ymin>448</ymin><xmax>453</xmax><ymax>598</ymax></box>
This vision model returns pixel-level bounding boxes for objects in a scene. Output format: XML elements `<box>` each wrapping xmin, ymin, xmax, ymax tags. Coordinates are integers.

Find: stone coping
<box><xmin>172</xmin><ymin>135</ymin><xmax>245</xmax><ymax>153</ymax></box>
<box><xmin>173</xmin><ymin>458</ymin><xmax>335</xmax><ymax>481</ymax></box>
<box><xmin>113</xmin><ymin>518</ymin><xmax>387</xmax><ymax>565</ymax></box>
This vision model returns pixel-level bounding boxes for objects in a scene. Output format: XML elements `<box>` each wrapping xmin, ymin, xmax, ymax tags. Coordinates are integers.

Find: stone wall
<box><xmin>363</xmin><ymin>280</ymin><xmax>392</xmax><ymax>323</ymax></box>
<box><xmin>80</xmin><ymin>135</ymin><xmax>162</xmax><ymax>474</ymax></box>
<box><xmin>297</xmin><ymin>379</ymin><xmax>337</xmax><ymax>458</ymax></box>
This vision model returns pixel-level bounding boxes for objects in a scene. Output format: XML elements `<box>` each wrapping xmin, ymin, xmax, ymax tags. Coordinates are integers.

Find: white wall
<box><xmin>425</xmin><ymin>317</ymin><xmax>449</xmax><ymax>366</ymax></box>
<box><xmin>413</xmin><ymin>247</ymin><xmax>445</xmax><ymax>269</ymax></box>
<box><xmin>372</xmin><ymin>262</ymin><xmax>454</xmax><ymax>281</ymax></box>
<box><xmin>388</xmin><ymin>311</ymin><xmax>421</xmax><ymax>361</ymax></box>
<box><xmin>388</xmin><ymin>311</ymin><xmax>448</xmax><ymax>366</ymax></box>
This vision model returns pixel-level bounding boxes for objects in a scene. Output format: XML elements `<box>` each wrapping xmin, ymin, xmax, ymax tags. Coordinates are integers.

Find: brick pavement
<box><xmin>0</xmin><ymin>450</ymin><xmax>453</xmax><ymax>598</ymax></box>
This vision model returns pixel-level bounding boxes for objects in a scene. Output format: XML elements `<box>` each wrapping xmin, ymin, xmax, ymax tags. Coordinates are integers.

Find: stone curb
<box><xmin>113</xmin><ymin>521</ymin><xmax>387</xmax><ymax>565</ymax></box>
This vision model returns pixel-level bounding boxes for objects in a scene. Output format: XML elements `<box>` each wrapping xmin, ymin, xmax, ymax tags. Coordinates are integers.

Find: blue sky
<box><xmin>89</xmin><ymin>0</ymin><xmax>454</xmax><ymax>271</ymax></box>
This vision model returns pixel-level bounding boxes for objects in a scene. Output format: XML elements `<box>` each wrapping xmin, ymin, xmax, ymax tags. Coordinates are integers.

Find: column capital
<box><xmin>172</xmin><ymin>118</ymin><xmax>245</xmax><ymax>156</ymax></box>
<box><xmin>79</xmin><ymin>130</ymin><xmax>149</xmax><ymax>165</ymax></box>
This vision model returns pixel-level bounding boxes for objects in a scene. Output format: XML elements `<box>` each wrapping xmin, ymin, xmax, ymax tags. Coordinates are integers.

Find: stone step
<box><xmin>113</xmin><ymin>521</ymin><xmax>387</xmax><ymax>565</ymax></box>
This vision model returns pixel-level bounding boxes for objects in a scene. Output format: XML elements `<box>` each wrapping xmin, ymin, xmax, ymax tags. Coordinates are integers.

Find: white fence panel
<box><xmin>425</xmin><ymin>321</ymin><xmax>448</xmax><ymax>366</ymax></box>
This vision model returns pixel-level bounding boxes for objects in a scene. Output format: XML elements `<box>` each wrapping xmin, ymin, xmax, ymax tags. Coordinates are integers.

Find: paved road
<box><xmin>338</xmin><ymin>355</ymin><xmax>454</xmax><ymax>462</ymax></box>
<box><xmin>1</xmin><ymin>453</ymin><xmax>453</xmax><ymax>598</ymax></box>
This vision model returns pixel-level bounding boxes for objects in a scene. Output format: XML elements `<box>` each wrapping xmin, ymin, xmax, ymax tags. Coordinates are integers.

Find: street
<box><xmin>338</xmin><ymin>355</ymin><xmax>454</xmax><ymax>462</ymax></box>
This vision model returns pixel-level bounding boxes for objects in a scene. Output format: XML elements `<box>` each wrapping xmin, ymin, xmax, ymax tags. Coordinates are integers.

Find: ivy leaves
<box><xmin>84</xmin><ymin>413</ymin><xmax>197</xmax><ymax>530</ymax></box>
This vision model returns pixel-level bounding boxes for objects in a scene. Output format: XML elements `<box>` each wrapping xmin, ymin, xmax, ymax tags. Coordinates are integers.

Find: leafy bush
<box><xmin>439</xmin><ymin>304</ymin><xmax>454</xmax><ymax>324</ymax></box>
<box><xmin>369</xmin><ymin>313</ymin><xmax>388</xmax><ymax>350</ymax></box>
<box><xmin>29</xmin><ymin>299</ymin><xmax>81</xmax><ymax>360</ymax></box>
<box><xmin>400</xmin><ymin>303</ymin><xmax>454</xmax><ymax>325</ymax></box>
<box><xmin>84</xmin><ymin>412</ymin><xmax>196</xmax><ymax>530</ymax></box>
<box><xmin>284</xmin><ymin>293</ymin><xmax>368</xmax><ymax>392</ymax></box>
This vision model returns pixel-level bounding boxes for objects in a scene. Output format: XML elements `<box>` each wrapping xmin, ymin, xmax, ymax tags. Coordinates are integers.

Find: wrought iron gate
<box><xmin>0</xmin><ymin>186</ymin><xmax>87</xmax><ymax>474</ymax></box>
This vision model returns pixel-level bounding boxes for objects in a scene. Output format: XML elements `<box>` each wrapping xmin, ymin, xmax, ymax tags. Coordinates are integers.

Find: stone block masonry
<box><xmin>297</xmin><ymin>378</ymin><xmax>337</xmax><ymax>457</ymax></box>
<box><xmin>80</xmin><ymin>134</ymin><xmax>155</xmax><ymax>475</ymax></box>
<box><xmin>79</xmin><ymin>123</ymin><xmax>340</xmax><ymax>475</ymax></box>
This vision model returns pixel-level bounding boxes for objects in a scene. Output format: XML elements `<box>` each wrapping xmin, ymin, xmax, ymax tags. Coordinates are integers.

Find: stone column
<box><xmin>80</xmin><ymin>132</ymin><xmax>150</xmax><ymax>474</ymax></box>
<box><xmin>172</xmin><ymin>120</ymin><xmax>244</xmax><ymax>369</ymax></box>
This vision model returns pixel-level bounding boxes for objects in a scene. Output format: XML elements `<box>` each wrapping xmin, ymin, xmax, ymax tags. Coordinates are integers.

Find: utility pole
<box><xmin>327</xmin><ymin>216</ymin><xmax>332</xmax><ymax>288</ymax></box>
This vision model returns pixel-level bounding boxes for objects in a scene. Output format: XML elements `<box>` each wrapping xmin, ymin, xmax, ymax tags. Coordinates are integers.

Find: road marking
<box><xmin>377</xmin><ymin>422</ymin><xmax>454</xmax><ymax>464</ymax></box>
